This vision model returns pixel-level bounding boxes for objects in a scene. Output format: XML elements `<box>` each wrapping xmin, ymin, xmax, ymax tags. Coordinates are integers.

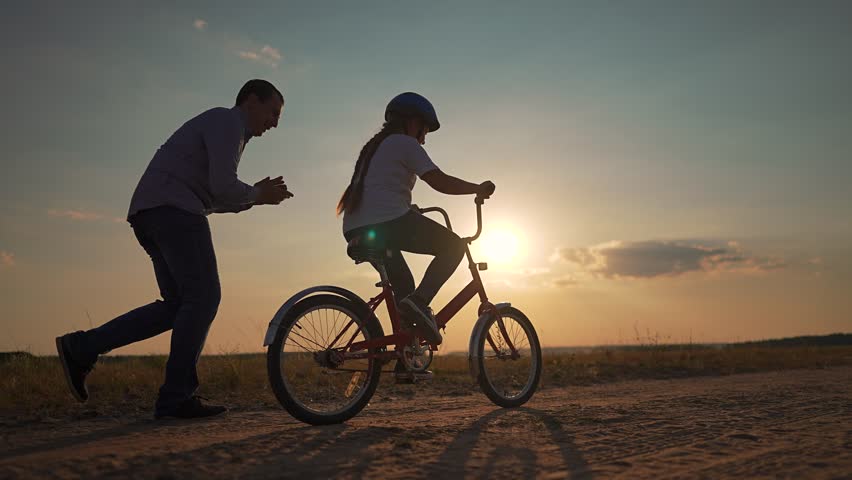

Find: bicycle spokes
<box><xmin>482</xmin><ymin>313</ymin><xmax>536</xmax><ymax>398</ymax></box>
<box><xmin>486</xmin><ymin>316</ymin><xmax>527</xmax><ymax>358</ymax></box>
<box><xmin>279</xmin><ymin>305</ymin><xmax>373</xmax><ymax>415</ymax></box>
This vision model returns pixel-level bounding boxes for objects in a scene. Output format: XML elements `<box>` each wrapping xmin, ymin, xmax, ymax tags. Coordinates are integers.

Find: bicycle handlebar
<box><xmin>413</xmin><ymin>194</ymin><xmax>488</xmax><ymax>244</ymax></box>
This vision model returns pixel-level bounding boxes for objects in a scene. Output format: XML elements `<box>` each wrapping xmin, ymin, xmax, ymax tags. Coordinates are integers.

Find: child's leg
<box><xmin>382</xmin><ymin>249</ymin><xmax>415</xmax><ymax>302</ymax></box>
<box><xmin>384</xmin><ymin>211</ymin><xmax>465</xmax><ymax>304</ymax></box>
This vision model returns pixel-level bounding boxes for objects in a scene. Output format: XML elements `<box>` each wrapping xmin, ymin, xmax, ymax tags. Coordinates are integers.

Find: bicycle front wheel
<box><xmin>473</xmin><ymin>306</ymin><xmax>541</xmax><ymax>408</ymax></box>
<box><xmin>266</xmin><ymin>294</ymin><xmax>383</xmax><ymax>425</ymax></box>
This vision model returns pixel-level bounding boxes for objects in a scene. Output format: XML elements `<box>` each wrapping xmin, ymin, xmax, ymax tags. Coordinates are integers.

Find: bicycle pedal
<box><xmin>394</xmin><ymin>370</ymin><xmax>434</xmax><ymax>384</ymax></box>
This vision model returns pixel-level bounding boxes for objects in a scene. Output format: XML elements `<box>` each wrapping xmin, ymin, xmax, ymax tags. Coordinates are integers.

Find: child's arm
<box><xmin>421</xmin><ymin>169</ymin><xmax>494</xmax><ymax>197</ymax></box>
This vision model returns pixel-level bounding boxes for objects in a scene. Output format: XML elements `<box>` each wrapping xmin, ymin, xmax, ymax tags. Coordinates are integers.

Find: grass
<box><xmin>2</xmin><ymin>346</ymin><xmax>851</xmax><ymax>420</ymax></box>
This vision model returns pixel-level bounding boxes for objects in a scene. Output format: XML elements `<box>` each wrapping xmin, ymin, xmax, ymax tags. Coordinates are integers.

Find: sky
<box><xmin>1</xmin><ymin>0</ymin><xmax>851</xmax><ymax>355</ymax></box>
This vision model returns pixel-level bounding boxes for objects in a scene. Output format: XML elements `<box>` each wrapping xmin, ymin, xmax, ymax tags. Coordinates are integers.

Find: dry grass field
<box><xmin>3</xmin><ymin>345</ymin><xmax>851</xmax><ymax>420</ymax></box>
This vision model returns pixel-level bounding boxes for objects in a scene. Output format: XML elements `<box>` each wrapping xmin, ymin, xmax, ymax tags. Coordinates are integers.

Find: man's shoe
<box><xmin>55</xmin><ymin>333</ymin><xmax>94</xmax><ymax>403</ymax></box>
<box><xmin>155</xmin><ymin>396</ymin><xmax>228</xmax><ymax>420</ymax></box>
<box><xmin>399</xmin><ymin>295</ymin><xmax>443</xmax><ymax>345</ymax></box>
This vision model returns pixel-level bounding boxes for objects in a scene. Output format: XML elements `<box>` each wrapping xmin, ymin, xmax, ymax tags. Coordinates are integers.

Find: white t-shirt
<box><xmin>343</xmin><ymin>134</ymin><xmax>438</xmax><ymax>233</ymax></box>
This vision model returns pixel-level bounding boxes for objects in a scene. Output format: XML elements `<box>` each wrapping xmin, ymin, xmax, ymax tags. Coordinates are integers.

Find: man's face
<box><xmin>245</xmin><ymin>94</ymin><xmax>283</xmax><ymax>137</ymax></box>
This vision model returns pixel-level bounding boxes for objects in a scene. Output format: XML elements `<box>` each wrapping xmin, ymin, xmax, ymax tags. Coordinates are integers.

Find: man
<box><xmin>56</xmin><ymin>79</ymin><xmax>291</xmax><ymax>419</ymax></box>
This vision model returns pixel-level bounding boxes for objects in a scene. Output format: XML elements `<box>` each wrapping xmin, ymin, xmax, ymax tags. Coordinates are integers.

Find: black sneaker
<box><xmin>399</xmin><ymin>295</ymin><xmax>443</xmax><ymax>345</ymax></box>
<box><xmin>155</xmin><ymin>396</ymin><xmax>228</xmax><ymax>420</ymax></box>
<box><xmin>55</xmin><ymin>333</ymin><xmax>94</xmax><ymax>403</ymax></box>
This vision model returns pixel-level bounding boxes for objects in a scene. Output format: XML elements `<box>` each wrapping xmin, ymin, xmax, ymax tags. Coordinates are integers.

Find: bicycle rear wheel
<box><xmin>266</xmin><ymin>294</ymin><xmax>383</xmax><ymax>425</ymax></box>
<box><xmin>472</xmin><ymin>306</ymin><xmax>541</xmax><ymax>408</ymax></box>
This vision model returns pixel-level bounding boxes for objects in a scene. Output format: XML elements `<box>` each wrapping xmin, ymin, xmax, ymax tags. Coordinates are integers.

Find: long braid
<box><xmin>336</xmin><ymin>119</ymin><xmax>405</xmax><ymax>215</ymax></box>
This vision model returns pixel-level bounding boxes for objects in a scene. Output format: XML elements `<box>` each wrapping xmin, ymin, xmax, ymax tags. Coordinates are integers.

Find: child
<box><xmin>337</xmin><ymin>92</ymin><xmax>494</xmax><ymax>344</ymax></box>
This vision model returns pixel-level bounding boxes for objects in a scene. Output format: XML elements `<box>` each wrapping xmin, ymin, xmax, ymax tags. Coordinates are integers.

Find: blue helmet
<box><xmin>385</xmin><ymin>92</ymin><xmax>440</xmax><ymax>132</ymax></box>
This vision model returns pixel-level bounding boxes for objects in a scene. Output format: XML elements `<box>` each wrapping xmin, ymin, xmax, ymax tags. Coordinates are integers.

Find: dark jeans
<box><xmin>345</xmin><ymin>210</ymin><xmax>466</xmax><ymax>305</ymax></box>
<box><xmin>71</xmin><ymin>206</ymin><xmax>221</xmax><ymax>415</ymax></box>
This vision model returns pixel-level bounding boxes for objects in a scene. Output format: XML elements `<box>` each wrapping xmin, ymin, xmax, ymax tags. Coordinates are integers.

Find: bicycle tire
<box><xmin>472</xmin><ymin>306</ymin><xmax>542</xmax><ymax>408</ymax></box>
<box><xmin>267</xmin><ymin>294</ymin><xmax>383</xmax><ymax>425</ymax></box>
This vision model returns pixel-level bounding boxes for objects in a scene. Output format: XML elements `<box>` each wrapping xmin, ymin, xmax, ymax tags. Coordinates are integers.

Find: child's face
<box><xmin>406</xmin><ymin>118</ymin><xmax>428</xmax><ymax>145</ymax></box>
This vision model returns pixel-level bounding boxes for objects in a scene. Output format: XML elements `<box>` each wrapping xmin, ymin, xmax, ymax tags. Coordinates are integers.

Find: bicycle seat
<box><xmin>346</xmin><ymin>231</ymin><xmax>389</xmax><ymax>265</ymax></box>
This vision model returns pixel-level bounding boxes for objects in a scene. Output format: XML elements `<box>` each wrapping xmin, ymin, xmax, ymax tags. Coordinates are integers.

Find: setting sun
<box><xmin>476</xmin><ymin>227</ymin><xmax>524</xmax><ymax>265</ymax></box>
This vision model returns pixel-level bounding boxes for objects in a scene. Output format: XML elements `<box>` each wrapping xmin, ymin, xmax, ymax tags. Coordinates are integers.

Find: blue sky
<box><xmin>1</xmin><ymin>1</ymin><xmax>850</xmax><ymax>354</ymax></box>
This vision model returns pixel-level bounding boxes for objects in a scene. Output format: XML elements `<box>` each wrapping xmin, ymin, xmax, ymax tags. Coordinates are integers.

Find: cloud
<box><xmin>0</xmin><ymin>250</ymin><xmax>14</xmax><ymax>267</ymax></box>
<box><xmin>519</xmin><ymin>267</ymin><xmax>551</xmax><ymax>276</ymax></box>
<box><xmin>553</xmin><ymin>240</ymin><xmax>786</xmax><ymax>279</ymax></box>
<box><xmin>48</xmin><ymin>209</ymin><xmax>104</xmax><ymax>221</ymax></box>
<box><xmin>260</xmin><ymin>45</ymin><xmax>281</xmax><ymax>61</ymax></box>
<box><xmin>47</xmin><ymin>209</ymin><xmax>123</xmax><ymax>223</ymax></box>
<box><xmin>238</xmin><ymin>44</ymin><xmax>282</xmax><ymax>68</ymax></box>
<box><xmin>193</xmin><ymin>19</ymin><xmax>207</xmax><ymax>31</ymax></box>
<box><xmin>551</xmin><ymin>276</ymin><xmax>578</xmax><ymax>288</ymax></box>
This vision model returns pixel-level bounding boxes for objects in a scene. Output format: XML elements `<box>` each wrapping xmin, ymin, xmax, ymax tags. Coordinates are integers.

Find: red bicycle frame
<box><xmin>334</xmin><ymin>199</ymin><xmax>518</xmax><ymax>361</ymax></box>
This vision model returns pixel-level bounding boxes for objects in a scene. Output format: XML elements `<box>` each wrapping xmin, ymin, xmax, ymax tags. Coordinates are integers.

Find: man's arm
<box><xmin>202</xmin><ymin>110</ymin><xmax>259</xmax><ymax>206</ymax></box>
<box><xmin>209</xmin><ymin>176</ymin><xmax>292</xmax><ymax>213</ymax></box>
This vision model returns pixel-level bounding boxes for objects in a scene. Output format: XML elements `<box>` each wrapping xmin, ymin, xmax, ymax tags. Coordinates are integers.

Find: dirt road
<box><xmin>2</xmin><ymin>367</ymin><xmax>850</xmax><ymax>479</ymax></box>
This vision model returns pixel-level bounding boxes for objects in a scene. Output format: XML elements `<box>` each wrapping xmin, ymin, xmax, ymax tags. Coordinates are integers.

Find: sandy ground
<box><xmin>1</xmin><ymin>367</ymin><xmax>851</xmax><ymax>479</ymax></box>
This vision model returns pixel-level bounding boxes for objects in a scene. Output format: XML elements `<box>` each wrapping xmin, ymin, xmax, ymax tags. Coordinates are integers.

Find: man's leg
<box><xmin>148</xmin><ymin>209</ymin><xmax>221</xmax><ymax>416</ymax></box>
<box><xmin>67</xmin><ymin>212</ymin><xmax>181</xmax><ymax>365</ymax></box>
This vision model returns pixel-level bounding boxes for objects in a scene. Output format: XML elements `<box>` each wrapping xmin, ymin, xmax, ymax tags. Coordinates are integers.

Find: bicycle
<box><xmin>263</xmin><ymin>195</ymin><xmax>542</xmax><ymax>425</ymax></box>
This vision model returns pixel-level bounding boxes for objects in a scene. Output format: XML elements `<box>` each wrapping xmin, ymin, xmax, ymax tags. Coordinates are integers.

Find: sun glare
<box><xmin>476</xmin><ymin>228</ymin><xmax>524</xmax><ymax>266</ymax></box>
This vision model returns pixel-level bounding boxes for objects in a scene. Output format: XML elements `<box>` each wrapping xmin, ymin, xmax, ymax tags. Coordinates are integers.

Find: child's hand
<box><xmin>478</xmin><ymin>181</ymin><xmax>495</xmax><ymax>198</ymax></box>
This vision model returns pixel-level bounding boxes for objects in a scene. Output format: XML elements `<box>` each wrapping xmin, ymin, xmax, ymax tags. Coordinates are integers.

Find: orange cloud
<box><xmin>551</xmin><ymin>276</ymin><xmax>577</xmax><ymax>288</ymax></box>
<box><xmin>1</xmin><ymin>250</ymin><xmax>14</xmax><ymax>267</ymax></box>
<box><xmin>48</xmin><ymin>209</ymin><xmax>104</xmax><ymax>221</ymax></box>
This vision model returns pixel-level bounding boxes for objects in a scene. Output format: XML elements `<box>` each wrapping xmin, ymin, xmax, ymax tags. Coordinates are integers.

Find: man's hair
<box><xmin>235</xmin><ymin>79</ymin><xmax>284</xmax><ymax>106</ymax></box>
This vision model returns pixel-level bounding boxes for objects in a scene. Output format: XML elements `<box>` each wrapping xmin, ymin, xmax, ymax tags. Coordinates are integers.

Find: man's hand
<box><xmin>254</xmin><ymin>176</ymin><xmax>294</xmax><ymax>205</ymax></box>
